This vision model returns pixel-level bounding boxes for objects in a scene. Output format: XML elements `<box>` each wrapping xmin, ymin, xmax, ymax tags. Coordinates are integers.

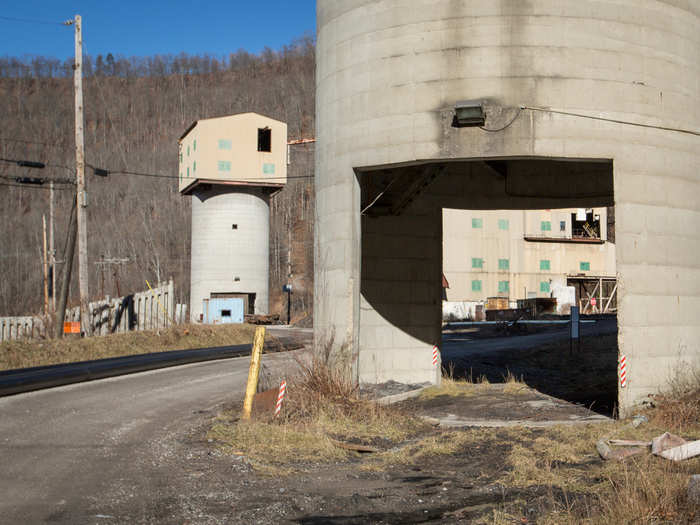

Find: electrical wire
<box><xmin>0</xmin><ymin>15</ymin><xmax>65</xmax><ymax>26</ymax></box>
<box><xmin>479</xmin><ymin>107</ymin><xmax>523</xmax><ymax>133</ymax></box>
<box><xmin>521</xmin><ymin>105</ymin><xmax>700</xmax><ymax>137</ymax></box>
<box><xmin>0</xmin><ymin>136</ymin><xmax>67</xmax><ymax>148</ymax></box>
<box><xmin>0</xmin><ymin>181</ymin><xmax>73</xmax><ymax>191</ymax></box>
<box><xmin>85</xmin><ymin>163</ymin><xmax>313</xmax><ymax>182</ymax></box>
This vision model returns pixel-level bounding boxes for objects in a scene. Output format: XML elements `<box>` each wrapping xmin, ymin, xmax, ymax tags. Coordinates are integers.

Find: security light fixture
<box><xmin>452</xmin><ymin>100</ymin><xmax>485</xmax><ymax>127</ymax></box>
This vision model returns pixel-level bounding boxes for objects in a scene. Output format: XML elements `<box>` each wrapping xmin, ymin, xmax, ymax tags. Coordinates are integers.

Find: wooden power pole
<box><xmin>71</xmin><ymin>14</ymin><xmax>90</xmax><ymax>335</ymax></box>
<box><xmin>49</xmin><ymin>180</ymin><xmax>56</xmax><ymax>313</ymax></box>
<box><xmin>42</xmin><ymin>215</ymin><xmax>49</xmax><ymax>317</ymax></box>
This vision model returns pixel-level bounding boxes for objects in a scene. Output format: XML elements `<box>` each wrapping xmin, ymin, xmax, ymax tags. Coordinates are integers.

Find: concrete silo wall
<box><xmin>315</xmin><ymin>0</ymin><xmax>700</xmax><ymax>413</ymax></box>
<box><xmin>191</xmin><ymin>186</ymin><xmax>270</xmax><ymax>321</ymax></box>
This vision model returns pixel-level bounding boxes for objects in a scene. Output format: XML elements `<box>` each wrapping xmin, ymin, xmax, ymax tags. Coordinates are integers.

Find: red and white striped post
<box><xmin>274</xmin><ymin>379</ymin><xmax>287</xmax><ymax>416</ymax></box>
<box><xmin>432</xmin><ymin>345</ymin><xmax>439</xmax><ymax>367</ymax></box>
<box><xmin>619</xmin><ymin>354</ymin><xmax>627</xmax><ymax>388</ymax></box>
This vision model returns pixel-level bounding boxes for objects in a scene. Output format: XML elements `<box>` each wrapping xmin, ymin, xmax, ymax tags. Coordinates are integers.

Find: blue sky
<box><xmin>0</xmin><ymin>1</ymin><xmax>316</xmax><ymax>60</ymax></box>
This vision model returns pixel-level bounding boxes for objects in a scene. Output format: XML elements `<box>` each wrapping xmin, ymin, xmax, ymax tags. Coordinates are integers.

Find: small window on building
<box><xmin>218</xmin><ymin>139</ymin><xmax>232</xmax><ymax>150</ymax></box>
<box><xmin>179</xmin><ymin>172</ymin><xmax>182</xmax><ymax>182</ymax></box>
<box><xmin>498</xmin><ymin>280</ymin><xmax>510</xmax><ymax>293</ymax></box>
<box><xmin>540</xmin><ymin>281</ymin><xmax>550</xmax><ymax>293</ymax></box>
<box><xmin>498</xmin><ymin>219</ymin><xmax>509</xmax><ymax>230</ymax></box>
<box><xmin>471</xmin><ymin>280</ymin><xmax>482</xmax><ymax>292</ymax></box>
<box><xmin>560</xmin><ymin>220</ymin><xmax>566</xmax><ymax>232</ymax></box>
<box><xmin>232</xmin><ymin>224</ymin><xmax>238</xmax><ymax>230</ymax></box>
<box><xmin>471</xmin><ymin>257</ymin><xmax>483</xmax><ymax>269</ymax></box>
<box><xmin>187</xmin><ymin>145</ymin><xmax>190</xmax><ymax>156</ymax></box>
<box><xmin>540</xmin><ymin>259</ymin><xmax>550</xmax><ymax>271</ymax></box>
<box><xmin>193</xmin><ymin>161</ymin><xmax>196</xmax><ymax>172</ymax></box>
<box><xmin>186</xmin><ymin>167</ymin><xmax>189</xmax><ymax>178</ymax></box>
<box><xmin>472</xmin><ymin>218</ymin><xmax>482</xmax><ymax>229</ymax></box>
<box><xmin>218</xmin><ymin>160</ymin><xmax>231</xmax><ymax>172</ymax></box>
<box><xmin>193</xmin><ymin>139</ymin><xmax>197</xmax><ymax>151</ymax></box>
<box><xmin>580</xmin><ymin>261</ymin><xmax>591</xmax><ymax>271</ymax></box>
<box><xmin>541</xmin><ymin>221</ymin><xmax>551</xmax><ymax>232</ymax></box>
<box><xmin>258</xmin><ymin>127</ymin><xmax>271</xmax><ymax>152</ymax></box>
<box><xmin>179</xmin><ymin>153</ymin><xmax>183</xmax><ymax>162</ymax></box>
<box><xmin>221</xmin><ymin>309</ymin><xmax>231</xmax><ymax>317</ymax></box>
<box><xmin>498</xmin><ymin>258</ymin><xmax>509</xmax><ymax>270</ymax></box>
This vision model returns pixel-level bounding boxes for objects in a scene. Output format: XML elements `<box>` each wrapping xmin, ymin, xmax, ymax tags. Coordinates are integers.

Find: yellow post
<box><xmin>242</xmin><ymin>326</ymin><xmax>266</xmax><ymax>420</ymax></box>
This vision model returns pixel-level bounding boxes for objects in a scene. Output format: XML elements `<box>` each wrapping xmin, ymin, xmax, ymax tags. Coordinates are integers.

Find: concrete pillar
<box><xmin>359</xmin><ymin>207</ymin><xmax>443</xmax><ymax>384</ymax></box>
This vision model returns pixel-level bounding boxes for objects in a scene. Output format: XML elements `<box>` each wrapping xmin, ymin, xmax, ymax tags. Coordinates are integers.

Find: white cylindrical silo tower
<box><xmin>315</xmin><ymin>0</ymin><xmax>700</xmax><ymax>413</ymax></box>
<box><xmin>190</xmin><ymin>186</ymin><xmax>270</xmax><ymax>322</ymax></box>
<box><xmin>179</xmin><ymin>113</ymin><xmax>288</xmax><ymax>323</ymax></box>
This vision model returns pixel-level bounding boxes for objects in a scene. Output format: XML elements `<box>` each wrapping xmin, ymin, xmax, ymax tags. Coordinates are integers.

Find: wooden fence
<box><xmin>0</xmin><ymin>280</ymin><xmax>187</xmax><ymax>342</ymax></box>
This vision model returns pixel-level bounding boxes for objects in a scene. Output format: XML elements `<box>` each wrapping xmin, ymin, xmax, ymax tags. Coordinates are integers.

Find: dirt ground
<box><xmin>92</xmin><ymin>404</ymin><xmax>697</xmax><ymax>524</ymax></box>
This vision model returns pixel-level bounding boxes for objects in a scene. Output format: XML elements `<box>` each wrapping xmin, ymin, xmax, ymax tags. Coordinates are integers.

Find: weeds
<box><xmin>0</xmin><ymin>323</ymin><xmax>263</xmax><ymax>370</ymax></box>
<box><xmin>209</xmin><ymin>345</ymin><xmax>428</xmax><ymax>471</ymax></box>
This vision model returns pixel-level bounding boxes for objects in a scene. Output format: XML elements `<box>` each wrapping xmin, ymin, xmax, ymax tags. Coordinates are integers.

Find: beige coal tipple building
<box><xmin>314</xmin><ymin>0</ymin><xmax>699</xmax><ymax>415</ymax></box>
<box><xmin>443</xmin><ymin>207</ymin><xmax>617</xmax><ymax>318</ymax></box>
<box><xmin>179</xmin><ymin>113</ymin><xmax>287</xmax><ymax>324</ymax></box>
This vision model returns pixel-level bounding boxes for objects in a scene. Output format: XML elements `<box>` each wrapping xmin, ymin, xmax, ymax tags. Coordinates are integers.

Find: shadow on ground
<box><xmin>441</xmin><ymin>319</ymin><xmax>618</xmax><ymax>416</ymax></box>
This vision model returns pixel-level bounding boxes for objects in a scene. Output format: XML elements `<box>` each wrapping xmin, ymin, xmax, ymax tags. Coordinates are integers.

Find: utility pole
<box><xmin>49</xmin><ymin>180</ymin><xmax>56</xmax><ymax>312</ymax></box>
<box><xmin>42</xmin><ymin>215</ymin><xmax>49</xmax><ymax>317</ymax></box>
<box><xmin>68</xmin><ymin>14</ymin><xmax>90</xmax><ymax>335</ymax></box>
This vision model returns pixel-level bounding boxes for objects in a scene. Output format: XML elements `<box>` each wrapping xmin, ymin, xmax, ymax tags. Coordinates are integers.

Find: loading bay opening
<box><xmin>357</xmin><ymin>156</ymin><xmax>618</xmax><ymax>415</ymax></box>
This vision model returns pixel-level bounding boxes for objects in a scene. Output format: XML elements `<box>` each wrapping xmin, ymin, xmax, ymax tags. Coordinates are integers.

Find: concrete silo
<box><xmin>315</xmin><ymin>1</ymin><xmax>699</xmax><ymax>414</ymax></box>
<box><xmin>179</xmin><ymin>113</ymin><xmax>287</xmax><ymax>323</ymax></box>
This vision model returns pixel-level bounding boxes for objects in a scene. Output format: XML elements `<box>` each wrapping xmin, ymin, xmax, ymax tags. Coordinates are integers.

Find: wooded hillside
<box><xmin>0</xmin><ymin>37</ymin><xmax>315</xmax><ymax>320</ymax></box>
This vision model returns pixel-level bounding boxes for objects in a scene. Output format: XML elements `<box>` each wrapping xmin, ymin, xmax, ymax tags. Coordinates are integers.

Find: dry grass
<box><xmin>493</xmin><ymin>367</ymin><xmax>700</xmax><ymax>524</ymax></box>
<box><xmin>208</xmin><ymin>348</ymin><xmax>428</xmax><ymax>471</ymax></box>
<box><xmin>0</xmin><ymin>323</ymin><xmax>264</xmax><ymax>370</ymax></box>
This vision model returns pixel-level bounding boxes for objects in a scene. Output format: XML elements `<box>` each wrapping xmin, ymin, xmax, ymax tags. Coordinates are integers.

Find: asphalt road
<box><xmin>0</xmin><ymin>350</ymin><xmax>297</xmax><ymax>524</ymax></box>
<box><xmin>441</xmin><ymin>318</ymin><xmax>618</xmax><ymax>361</ymax></box>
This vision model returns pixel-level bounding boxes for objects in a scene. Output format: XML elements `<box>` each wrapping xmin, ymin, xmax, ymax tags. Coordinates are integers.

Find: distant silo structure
<box><xmin>179</xmin><ymin>113</ymin><xmax>287</xmax><ymax>323</ymax></box>
<box><xmin>315</xmin><ymin>1</ymin><xmax>699</xmax><ymax>415</ymax></box>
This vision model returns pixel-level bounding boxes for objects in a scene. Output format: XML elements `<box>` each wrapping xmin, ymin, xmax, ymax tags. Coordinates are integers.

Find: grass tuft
<box><xmin>0</xmin><ymin>323</ymin><xmax>264</xmax><ymax>370</ymax></box>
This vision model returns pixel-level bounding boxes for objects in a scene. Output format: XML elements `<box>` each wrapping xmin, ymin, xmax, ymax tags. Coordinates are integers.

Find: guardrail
<box><xmin>0</xmin><ymin>338</ymin><xmax>302</xmax><ymax>397</ymax></box>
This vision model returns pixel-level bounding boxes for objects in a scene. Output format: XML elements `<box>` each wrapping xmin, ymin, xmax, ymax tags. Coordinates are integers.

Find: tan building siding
<box><xmin>443</xmin><ymin>208</ymin><xmax>616</xmax><ymax>303</ymax></box>
<box><xmin>178</xmin><ymin>113</ymin><xmax>287</xmax><ymax>193</ymax></box>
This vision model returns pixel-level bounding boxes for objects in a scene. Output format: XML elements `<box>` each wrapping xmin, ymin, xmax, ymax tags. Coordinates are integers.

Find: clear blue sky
<box><xmin>0</xmin><ymin>1</ymin><xmax>316</xmax><ymax>60</ymax></box>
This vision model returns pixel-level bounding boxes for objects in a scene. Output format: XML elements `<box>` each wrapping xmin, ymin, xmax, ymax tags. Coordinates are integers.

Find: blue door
<box><xmin>204</xmin><ymin>298</ymin><xmax>244</xmax><ymax>324</ymax></box>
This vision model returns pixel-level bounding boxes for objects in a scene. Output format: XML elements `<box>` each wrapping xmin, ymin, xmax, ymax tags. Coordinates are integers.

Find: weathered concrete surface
<box><xmin>190</xmin><ymin>186</ymin><xmax>270</xmax><ymax>320</ymax></box>
<box><xmin>315</xmin><ymin>0</ymin><xmax>700</xmax><ymax>414</ymax></box>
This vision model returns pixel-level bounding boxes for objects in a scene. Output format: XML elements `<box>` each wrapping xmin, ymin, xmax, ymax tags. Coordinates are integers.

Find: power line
<box><xmin>85</xmin><ymin>163</ymin><xmax>313</xmax><ymax>182</ymax></box>
<box><xmin>521</xmin><ymin>105</ymin><xmax>700</xmax><ymax>137</ymax></box>
<box><xmin>0</xmin><ymin>15</ymin><xmax>65</xmax><ymax>26</ymax></box>
<box><xmin>0</xmin><ymin>181</ymin><xmax>73</xmax><ymax>191</ymax></box>
<box><xmin>0</xmin><ymin>136</ymin><xmax>67</xmax><ymax>148</ymax></box>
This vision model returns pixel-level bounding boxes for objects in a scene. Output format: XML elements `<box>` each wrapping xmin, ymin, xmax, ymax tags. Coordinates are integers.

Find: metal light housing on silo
<box><xmin>453</xmin><ymin>100</ymin><xmax>485</xmax><ymax>127</ymax></box>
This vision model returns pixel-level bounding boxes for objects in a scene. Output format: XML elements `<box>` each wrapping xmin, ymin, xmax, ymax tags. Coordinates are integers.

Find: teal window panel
<box><xmin>218</xmin><ymin>139</ymin><xmax>232</xmax><ymax>150</ymax></box>
<box><xmin>263</xmin><ymin>163</ymin><xmax>275</xmax><ymax>174</ymax></box>
<box><xmin>580</xmin><ymin>261</ymin><xmax>591</xmax><ymax>271</ymax></box>
<box><xmin>186</xmin><ymin>167</ymin><xmax>189</xmax><ymax>178</ymax></box>
<box><xmin>193</xmin><ymin>161</ymin><xmax>196</xmax><ymax>172</ymax></box>
<box><xmin>540</xmin><ymin>281</ymin><xmax>550</xmax><ymax>293</ymax></box>
<box><xmin>498</xmin><ymin>218</ymin><xmax>509</xmax><ymax>230</ymax></box>
<box><xmin>471</xmin><ymin>280</ymin><xmax>482</xmax><ymax>292</ymax></box>
<box><xmin>471</xmin><ymin>257</ymin><xmax>483</xmax><ymax>269</ymax></box>
<box><xmin>193</xmin><ymin>139</ymin><xmax>196</xmax><ymax>151</ymax></box>
<box><xmin>498</xmin><ymin>258</ymin><xmax>509</xmax><ymax>270</ymax></box>
<box><xmin>498</xmin><ymin>281</ymin><xmax>510</xmax><ymax>293</ymax></box>
<box><xmin>472</xmin><ymin>218</ymin><xmax>482</xmax><ymax>228</ymax></box>
<box><xmin>541</xmin><ymin>221</ymin><xmax>551</xmax><ymax>231</ymax></box>
<box><xmin>218</xmin><ymin>160</ymin><xmax>231</xmax><ymax>172</ymax></box>
<box><xmin>179</xmin><ymin>172</ymin><xmax>182</xmax><ymax>181</ymax></box>
<box><xmin>187</xmin><ymin>145</ymin><xmax>190</xmax><ymax>156</ymax></box>
<box><xmin>540</xmin><ymin>259</ymin><xmax>550</xmax><ymax>271</ymax></box>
